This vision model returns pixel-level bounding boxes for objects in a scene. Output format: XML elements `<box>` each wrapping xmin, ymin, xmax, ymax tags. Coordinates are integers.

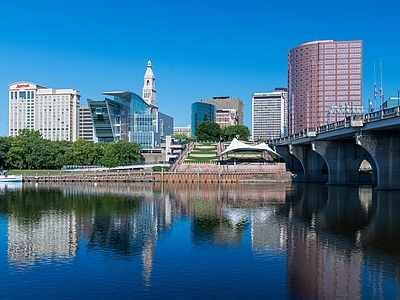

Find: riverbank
<box><xmin>21</xmin><ymin>170</ymin><xmax>294</xmax><ymax>184</ymax></box>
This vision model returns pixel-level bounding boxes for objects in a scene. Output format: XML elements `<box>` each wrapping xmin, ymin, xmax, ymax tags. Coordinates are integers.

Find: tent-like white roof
<box><xmin>219</xmin><ymin>138</ymin><xmax>279</xmax><ymax>156</ymax></box>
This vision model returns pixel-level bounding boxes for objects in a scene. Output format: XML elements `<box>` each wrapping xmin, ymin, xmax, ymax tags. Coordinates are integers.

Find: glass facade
<box><xmin>88</xmin><ymin>91</ymin><xmax>173</xmax><ymax>148</ymax></box>
<box><xmin>191</xmin><ymin>102</ymin><xmax>216</xmax><ymax>136</ymax></box>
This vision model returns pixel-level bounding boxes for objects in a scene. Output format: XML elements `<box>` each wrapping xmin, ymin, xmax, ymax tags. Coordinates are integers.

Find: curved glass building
<box><xmin>88</xmin><ymin>91</ymin><xmax>172</xmax><ymax>148</ymax></box>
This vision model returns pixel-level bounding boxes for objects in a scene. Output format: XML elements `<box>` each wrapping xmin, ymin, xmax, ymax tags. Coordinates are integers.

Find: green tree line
<box><xmin>0</xmin><ymin>129</ymin><xmax>142</xmax><ymax>170</ymax></box>
<box><xmin>174</xmin><ymin>123</ymin><xmax>251</xmax><ymax>143</ymax></box>
<box><xmin>194</xmin><ymin>122</ymin><xmax>251</xmax><ymax>142</ymax></box>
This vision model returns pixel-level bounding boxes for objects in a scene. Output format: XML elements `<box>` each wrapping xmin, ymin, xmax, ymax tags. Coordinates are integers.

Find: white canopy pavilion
<box><xmin>219</xmin><ymin>138</ymin><xmax>279</xmax><ymax>157</ymax></box>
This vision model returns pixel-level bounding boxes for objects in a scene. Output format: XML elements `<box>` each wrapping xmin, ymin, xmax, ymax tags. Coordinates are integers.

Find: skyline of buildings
<box><xmin>8</xmin><ymin>39</ymin><xmax>386</xmax><ymax>141</ymax></box>
<box><xmin>190</xmin><ymin>96</ymin><xmax>245</xmax><ymax>136</ymax></box>
<box><xmin>86</xmin><ymin>60</ymin><xmax>174</xmax><ymax>148</ymax></box>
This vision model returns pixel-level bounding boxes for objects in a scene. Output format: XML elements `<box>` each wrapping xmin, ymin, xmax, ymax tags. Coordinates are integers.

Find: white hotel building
<box><xmin>8</xmin><ymin>81</ymin><xmax>80</xmax><ymax>141</ymax></box>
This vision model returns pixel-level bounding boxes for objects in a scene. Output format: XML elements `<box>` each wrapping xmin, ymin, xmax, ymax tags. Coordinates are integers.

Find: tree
<box><xmin>87</xmin><ymin>142</ymin><xmax>106</xmax><ymax>165</ymax></box>
<box><xmin>221</xmin><ymin>125</ymin><xmax>250</xmax><ymax>141</ymax></box>
<box><xmin>28</xmin><ymin>138</ymin><xmax>54</xmax><ymax>169</ymax></box>
<box><xmin>72</xmin><ymin>139</ymin><xmax>93</xmax><ymax>165</ymax></box>
<box><xmin>0</xmin><ymin>136</ymin><xmax>11</xmax><ymax>168</ymax></box>
<box><xmin>196</xmin><ymin>121</ymin><xmax>221</xmax><ymax>142</ymax></box>
<box><xmin>102</xmin><ymin>141</ymin><xmax>141</xmax><ymax>168</ymax></box>
<box><xmin>6</xmin><ymin>129</ymin><xmax>43</xmax><ymax>169</ymax></box>
<box><xmin>53</xmin><ymin>140</ymin><xmax>75</xmax><ymax>167</ymax></box>
<box><xmin>173</xmin><ymin>134</ymin><xmax>193</xmax><ymax>144</ymax></box>
<box><xmin>2</xmin><ymin>130</ymin><xmax>142</xmax><ymax>170</ymax></box>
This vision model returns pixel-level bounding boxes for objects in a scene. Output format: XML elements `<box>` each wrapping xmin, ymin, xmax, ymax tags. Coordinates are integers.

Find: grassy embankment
<box><xmin>185</xmin><ymin>142</ymin><xmax>218</xmax><ymax>163</ymax></box>
<box><xmin>8</xmin><ymin>169</ymin><xmax>64</xmax><ymax>175</ymax></box>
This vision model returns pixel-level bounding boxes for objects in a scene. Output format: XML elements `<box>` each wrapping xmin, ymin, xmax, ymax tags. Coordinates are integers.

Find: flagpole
<box><xmin>374</xmin><ymin>61</ymin><xmax>377</xmax><ymax>111</ymax></box>
<box><xmin>380</xmin><ymin>58</ymin><xmax>384</xmax><ymax>109</ymax></box>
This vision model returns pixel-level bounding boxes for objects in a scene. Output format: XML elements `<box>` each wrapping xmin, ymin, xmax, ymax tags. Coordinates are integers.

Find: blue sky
<box><xmin>1</xmin><ymin>0</ymin><xmax>399</xmax><ymax>136</ymax></box>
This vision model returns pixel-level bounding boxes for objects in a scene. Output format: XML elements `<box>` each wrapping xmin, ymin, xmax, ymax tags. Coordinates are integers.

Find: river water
<box><xmin>0</xmin><ymin>181</ymin><xmax>398</xmax><ymax>299</ymax></box>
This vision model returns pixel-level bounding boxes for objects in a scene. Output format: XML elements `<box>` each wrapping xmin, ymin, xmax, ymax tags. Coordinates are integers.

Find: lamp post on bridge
<box><xmin>397</xmin><ymin>89</ymin><xmax>400</xmax><ymax>107</ymax></box>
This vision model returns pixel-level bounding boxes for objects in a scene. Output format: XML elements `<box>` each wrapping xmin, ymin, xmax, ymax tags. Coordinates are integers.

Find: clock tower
<box><xmin>142</xmin><ymin>60</ymin><xmax>157</xmax><ymax>107</ymax></box>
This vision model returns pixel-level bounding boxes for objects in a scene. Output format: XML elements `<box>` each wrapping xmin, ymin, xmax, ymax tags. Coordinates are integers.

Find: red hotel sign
<box><xmin>16</xmin><ymin>84</ymin><xmax>30</xmax><ymax>88</ymax></box>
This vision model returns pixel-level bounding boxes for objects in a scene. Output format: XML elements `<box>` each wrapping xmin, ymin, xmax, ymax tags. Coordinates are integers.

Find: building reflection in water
<box><xmin>4</xmin><ymin>182</ymin><xmax>399</xmax><ymax>297</ymax></box>
<box><xmin>163</xmin><ymin>182</ymin><xmax>291</xmax><ymax>248</ymax></box>
<box><xmin>286</xmin><ymin>184</ymin><xmax>400</xmax><ymax>300</ymax></box>
<box><xmin>8</xmin><ymin>211</ymin><xmax>78</xmax><ymax>265</ymax></box>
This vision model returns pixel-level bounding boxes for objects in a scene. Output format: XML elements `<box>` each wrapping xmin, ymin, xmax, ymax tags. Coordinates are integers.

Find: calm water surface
<box><xmin>0</xmin><ymin>182</ymin><xmax>399</xmax><ymax>299</ymax></box>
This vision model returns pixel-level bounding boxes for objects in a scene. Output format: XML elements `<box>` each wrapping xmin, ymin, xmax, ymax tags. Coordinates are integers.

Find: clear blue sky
<box><xmin>1</xmin><ymin>0</ymin><xmax>399</xmax><ymax>136</ymax></box>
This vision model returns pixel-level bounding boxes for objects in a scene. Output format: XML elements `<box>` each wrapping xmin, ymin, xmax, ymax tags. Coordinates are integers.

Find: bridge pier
<box><xmin>274</xmin><ymin>145</ymin><xmax>303</xmax><ymax>172</ymax></box>
<box><xmin>275</xmin><ymin>144</ymin><xmax>327</xmax><ymax>182</ymax></box>
<box><xmin>271</xmin><ymin>108</ymin><xmax>400</xmax><ymax>189</ymax></box>
<box><xmin>312</xmin><ymin>141</ymin><xmax>375</xmax><ymax>186</ymax></box>
<box><xmin>358</xmin><ymin>133</ymin><xmax>400</xmax><ymax>190</ymax></box>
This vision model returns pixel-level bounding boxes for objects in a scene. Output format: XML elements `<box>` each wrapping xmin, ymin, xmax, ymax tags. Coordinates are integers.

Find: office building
<box><xmin>288</xmin><ymin>40</ymin><xmax>363</xmax><ymax>135</ymax></box>
<box><xmin>88</xmin><ymin>92</ymin><xmax>172</xmax><ymax>148</ymax></box>
<box><xmin>8</xmin><ymin>81</ymin><xmax>80</xmax><ymax>141</ymax></box>
<box><xmin>174</xmin><ymin>125</ymin><xmax>191</xmax><ymax>138</ymax></box>
<box><xmin>88</xmin><ymin>61</ymin><xmax>173</xmax><ymax>148</ymax></box>
<box><xmin>252</xmin><ymin>88</ymin><xmax>288</xmax><ymax>141</ymax></box>
<box><xmin>191</xmin><ymin>102</ymin><xmax>216</xmax><ymax>136</ymax></box>
<box><xmin>79</xmin><ymin>106</ymin><xmax>94</xmax><ymax>141</ymax></box>
<box><xmin>201</xmin><ymin>96</ymin><xmax>244</xmax><ymax>125</ymax></box>
<box><xmin>216</xmin><ymin>109</ymin><xmax>238</xmax><ymax>128</ymax></box>
<box><xmin>382</xmin><ymin>97</ymin><xmax>400</xmax><ymax>109</ymax></box>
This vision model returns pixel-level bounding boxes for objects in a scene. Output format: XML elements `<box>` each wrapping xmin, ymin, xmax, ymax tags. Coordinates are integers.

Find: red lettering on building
<box><xmin>16</xmin><ymin>84</ymin><xmax>29</xmax><ymax>88</ymax></box>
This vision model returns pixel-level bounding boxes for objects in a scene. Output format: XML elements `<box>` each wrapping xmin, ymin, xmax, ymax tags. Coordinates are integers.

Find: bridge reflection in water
<box><xmin>4</xmin><ymin>182</ymin><xmax>399</xmax><ymax>299</ymax></box>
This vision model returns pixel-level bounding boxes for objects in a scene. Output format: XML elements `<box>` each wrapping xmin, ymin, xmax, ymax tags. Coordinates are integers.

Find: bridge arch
<box><xmin>275</xmin><ymin>144</ymin><xmax>328</xmax><ymax>182</ymax></box>
<box><xmin>357</xmin><ymin>133</ymin><xmax>400</xmax><ymax>189</ymax></box>
<box><xmin>271</xmin><ymin>107</ymin><xmax>400</xmax><ymax>189</ymax></box>
<box><xmin>312</xmin><ymin>140</ymin><xmax>376</xmax><ymax>186</ymax></box>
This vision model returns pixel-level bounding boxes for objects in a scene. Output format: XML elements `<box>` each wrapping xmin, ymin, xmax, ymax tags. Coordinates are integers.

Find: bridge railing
<box><xmin>365</xmin><ymin>107</ymin><xmax>399</xmax><ymax>121</ymax></box>
<box><xmin>269</xmin><ymin>106</ymin><xmax>400</xmax><ymax>145</ymax></box>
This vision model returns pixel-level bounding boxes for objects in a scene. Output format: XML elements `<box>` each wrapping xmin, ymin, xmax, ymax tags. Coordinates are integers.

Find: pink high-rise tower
<box><xmin>287</xmin><ymin>40</ymin><xmax>362</xmax><ymax>135</ymax></box>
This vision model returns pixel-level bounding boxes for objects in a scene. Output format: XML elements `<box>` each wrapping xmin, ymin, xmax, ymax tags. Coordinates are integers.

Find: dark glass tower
<box><xmin>191</xmin><ymin>102</ymin><xmax>216</xmax><ymax>136</ymax></box>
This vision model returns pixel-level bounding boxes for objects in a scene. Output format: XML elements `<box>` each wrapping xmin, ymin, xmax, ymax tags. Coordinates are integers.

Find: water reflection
<box><xmin>0</xmin><ymin>182</ymin><xmax>22</xmax><ymax>194</ymax></box>
<box><xmin>286</xmin><ymin>184</ymin><xmax>400</xmax><ymax>300</ymax></box>
<box><xmin>1</xmin><ymin>182</ymin><xmax>399</xmax><ymax>299</ymax></box>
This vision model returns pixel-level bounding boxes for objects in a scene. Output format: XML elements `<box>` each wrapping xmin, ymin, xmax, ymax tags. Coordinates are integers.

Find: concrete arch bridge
<box><xmin>269</xmin><ymin>107</ymin><xmax>400</xmax><ymax>190</ymax></box>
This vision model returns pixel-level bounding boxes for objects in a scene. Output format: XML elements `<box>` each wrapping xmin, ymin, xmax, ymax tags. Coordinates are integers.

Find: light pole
<box><xmin>397</xmin><ymin>89</ymin><xmax>400</xmax><ymax>107</ymax></box>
